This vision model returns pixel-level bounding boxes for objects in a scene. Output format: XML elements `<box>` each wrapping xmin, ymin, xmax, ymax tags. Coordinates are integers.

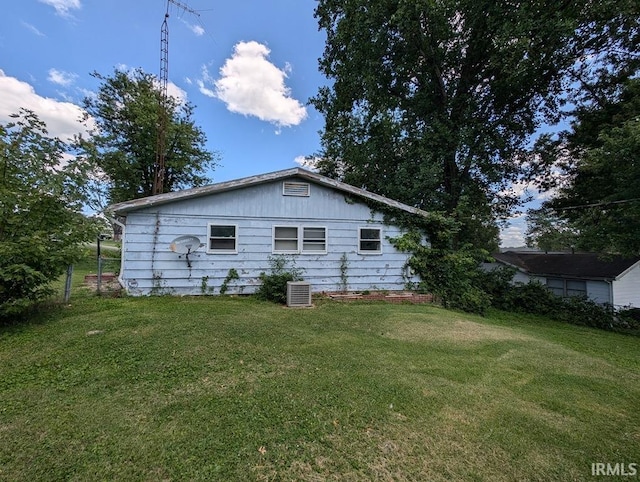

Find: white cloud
<box><xmin>294</xmin><ymin>155</ymin><xmax>320</xmax><ymax>171</ymax></box>
<box><xmin>197</xmin><ymin>73</ymin><xmax>216</xmax><ymax>98</ymax></box>
<box><xmin>182</xmin><ymin>20</ymin><xmax>204</xmax><ymax>37</ymax></box>
<box><xmin>22</xmin><ymin>22</ymin><xmax>45</xmax><ymax>37</ymax></box>
<box><xmin>166</xmin><ymin>81</ymin><xmax>187</xmax><ymax>104</ymax></box>
<box><xmin>39</xmin><ymin>0</ymin><xmax>81</xmax><ymax>17</ymax></box>
<box><xmin>48</xmin><ymin>68</ymin><xmax>78</xmax><ymax>87</ymax></box>
<box><xmin>500</xmin><ymin>213</ymin><xmax>527</xmax><ymax>248</ymax></box>
<box><xmin>205</xmin><ymin>41</ymin><xmax>307</xmax><ymax>128</ymax></box>
<box><xmin>0</xmin><ymin>70</ymin><xmax>92</xmax><ymax>142</ymax></box>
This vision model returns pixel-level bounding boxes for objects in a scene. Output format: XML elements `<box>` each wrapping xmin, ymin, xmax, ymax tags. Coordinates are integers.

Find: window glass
<box><xmin>302</xmin><ymin>227</ymin><xmax>326</xmax><ymax>252</ymax></box>
<box><xmin>359</xmin><ymin>228</ymin><xmax>381</xmax><ymax>253</ymax></box>
<box><xmin>274</xmin><ymin>226</ymin><xmax>299</xmax><ymax>252</ymax></box>
<box><xmin>546</xmin><ymin>278</ymin><xmax>565</xmax><ymax>296</ymax></box>
<box><xmin>566</xmin><ymin>280</ymin><xmax>587</xmax><ymax>297</ymax></box>
<box><xmin>209</xmin><ymin>224</ymin><xmax>236</xmax><ymax>252</ymax></box>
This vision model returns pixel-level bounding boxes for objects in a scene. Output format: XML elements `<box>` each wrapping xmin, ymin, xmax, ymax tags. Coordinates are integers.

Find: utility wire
<box><xmin>556</xmin><ymin>198</ymin><xmax>640</xmax><ymax>211</ymax></box>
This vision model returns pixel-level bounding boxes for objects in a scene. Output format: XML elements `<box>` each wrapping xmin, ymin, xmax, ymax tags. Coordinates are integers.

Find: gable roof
<box><xmin>106</xmin><ymin>168</ymin><xmax>430</xmax><ymax>218</ymax></box>
<box><xmin>493</xmin><ymin>251</ymin><xmax>640</xmax><ymax>280</ymax></box>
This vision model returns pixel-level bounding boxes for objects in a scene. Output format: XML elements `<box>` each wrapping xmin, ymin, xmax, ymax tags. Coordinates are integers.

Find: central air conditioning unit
<box><xmin>287</xmin><ymin>281</ymin><xmax>312</xmax><ymax>307</ymax></box>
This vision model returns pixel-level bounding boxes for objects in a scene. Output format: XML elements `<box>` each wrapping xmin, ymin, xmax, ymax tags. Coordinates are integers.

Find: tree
<box><xmin>312</xmin><ymin>0</ymin><xmax>639</xmax><ymax>250</ymax></box>
<box><xmin>532</xmin><ymin>80</ymin><xmax>640</xmax><ymax>255</ymax></box>
<box><xmin>0</xmin><ymin>110</ymin><xmax>97</xmax><ymax>318</ymax></box>
<box><xmin>525</xmin><ymin>207</ymin><xmax>578</xmax><ymax>252</ymax></box>
<box><xmin>79</xmin><ymin>68</ymin><xmax>218</xmax><ymax>206</ymax></box>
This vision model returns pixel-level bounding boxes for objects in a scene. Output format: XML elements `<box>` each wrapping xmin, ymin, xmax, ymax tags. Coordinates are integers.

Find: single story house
<box><xmin>106</xmin><ymin>168</ymin><xmax>429</xmax><ymax>297</ymax></box>
<box><xmin>486</xmin><ymin>251</ymin><xmax>640</xmax><ymax>309</ymax></box>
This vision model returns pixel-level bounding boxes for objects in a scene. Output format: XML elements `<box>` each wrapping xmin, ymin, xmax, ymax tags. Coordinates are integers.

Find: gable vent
<box><xmin>287</xmin><ymin>281</ymin><xmax>312</xmax><ymax>307</ymax></box>
<box><xmin>283</xmin><ymin>181</ymin><xmax>310</xmax><ymax>197</ymax></box>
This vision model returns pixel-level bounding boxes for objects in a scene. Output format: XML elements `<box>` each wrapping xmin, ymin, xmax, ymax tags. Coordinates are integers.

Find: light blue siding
<box><xmin>119</xmin><ymin>179</ymin><xmax>418</xmax><ymax>296</ymax></box>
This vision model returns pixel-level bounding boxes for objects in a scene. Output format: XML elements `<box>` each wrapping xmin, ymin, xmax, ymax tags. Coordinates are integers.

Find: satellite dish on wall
<box><xmin>169</xmin><ymin>235</ymin><xmax>204</xmax><ymax>267</ymax></box>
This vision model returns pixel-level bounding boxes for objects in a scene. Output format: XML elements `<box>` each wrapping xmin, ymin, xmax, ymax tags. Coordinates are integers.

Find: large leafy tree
<box><xmin>79</xmin><ymin>68</ymin><xmax>218</xmax><ymax>206</ymax></box>
<box><xmin>530</xmin><ymin>80</ymin><xmax>640</xmax><ymax>255</ymax></box>
<box><xmin>312</xmin><ymin>0</ymin><xmax>639</xmax><ymax>249</ymax></box>
<box><xmin>0</xmin><ymin>110</ymin><xmax>97</xmax><ymax>318</ymax></box>
<box><xmin>525</xmin><ymin>208</ymin><xmax>578</xmax><ymax>253</ymax></box>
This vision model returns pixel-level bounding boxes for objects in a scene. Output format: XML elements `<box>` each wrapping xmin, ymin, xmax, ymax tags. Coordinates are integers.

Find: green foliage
<box><xmin>392</xmin><ymin>232</ymin><xmax>490</xmax><ymax>314</ymax></box>
<box><xmin>481</xmin><ymin>269</ymin><xmax>621</xmax><ymax>331</ymax></box>
<box><xmin>525</xmin><ymin>208</ymin><xmax>579</xmax><ymax>252</ymax></box>
<box><xmin>558</xmin><ymin>297</ymin><xmax>615</xmax><ymax>330</ymax></box>
<box><xmin>618</xmin><ymin>308</ymin><xmax>640</xmax><ymax>330</ymax></box>
<box><xmin>312</xmin><ymin>0</ymin><xmax>638</xmax><ymax>249</ymax></box>
<box><xmin>530</xmin><ymin>79</ymin><xmax>640</xmax><ymax>256</ymax></box>
<box><xmin>0</xmin><ymin>110</ymin><xmax>97</xmax><ymax>319</ymax></box>
<box><xmin>339</xmin><ymin>252</ymin><xmax>349</xmax><ymax>292</ymax></box>
<box><xmin>219</xmin><ymin>268</ymin><xmax>239</xmax><ymax>295</ymax></box>
<box><xmin>256</xmin><ymin>255</ymin><xmax>304</xmax><ymax>304</ymax></box>
<box><xmin>78</xmin><ymin>68</ymin><xmax>219</xmax><ymax>207</ymax></box>
<box><xmin>489</xmin><ymin>279</ymin><xmax>565</xmax><ymax>317</ymax></box>
<box><xmin>200</xmin><ymin>276</ymin><xmax>211</xmax><ymax>295</ymax></box>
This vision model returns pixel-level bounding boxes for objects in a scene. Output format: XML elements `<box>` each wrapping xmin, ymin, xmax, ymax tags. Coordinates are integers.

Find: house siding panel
<box><xmin>613</xmin><ymin>263</ymin><xmax>640</xmax><ymax>308</ymax></box>
<box><xmin>119</xmin><ymin>180</ymin><xmax>417</xmax><ymax>296</ymax></box>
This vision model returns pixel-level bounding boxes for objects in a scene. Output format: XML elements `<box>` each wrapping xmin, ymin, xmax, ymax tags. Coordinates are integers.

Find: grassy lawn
<box><xmin>1</xmin><ymin>281</ymin><xmax>639</xmax><ymax>480</ymax></box>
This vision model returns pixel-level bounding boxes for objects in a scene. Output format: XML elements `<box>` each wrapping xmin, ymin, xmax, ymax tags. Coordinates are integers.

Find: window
<box><xmin>546</xmin><ymin>278</ymin><xmax>587</xmax><ymax>298</ymax></box>
<box><xmin>566</xmin><ymin>280</ymin><xmax>587</xmax><ymax>297</ymax></box>
<box><xmin>273</xmin><ymin>226</ymin><xmax>299</xmax><ymax>252</ymax></box>
<box><xmin>359</xmin><ymin>227</ymin><xmax>382</xmax><ymax>254</ymax></box>
<box><xmin>208</xmin><ymin>224</ymin><xmax>237</xmax><ymax>253</ymax></box>
<box><xmin>273</xmin><ymin>226</ymin><xmax>327</xmax><ymax>254</ymax></box>
<box><xmin>546</xmin><ymin>278</ymin><xmax>565</xmax><ymax>297</ymax></box>
<box><xmin>302</xmin><ymin>227</ymin><xmax>326</xmax><ymax>253</ymax></box>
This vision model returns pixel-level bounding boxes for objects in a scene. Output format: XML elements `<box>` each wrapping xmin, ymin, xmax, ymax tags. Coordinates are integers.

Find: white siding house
<box><xmin>106</xmin><ymin>168</ymin><xmax>428</xmax><ymax>297</ymax></box>
<box><xmin>487</xmin><ymin>251</ymin><xmax>640</xmax><ymax>309</ymax></box>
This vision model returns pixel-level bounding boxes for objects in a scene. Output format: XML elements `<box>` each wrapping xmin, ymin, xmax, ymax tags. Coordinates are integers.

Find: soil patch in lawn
<box><xmin>83</xmin><ymin>272</ymin><xmax>122</xmax><ymax>294</ymax></box>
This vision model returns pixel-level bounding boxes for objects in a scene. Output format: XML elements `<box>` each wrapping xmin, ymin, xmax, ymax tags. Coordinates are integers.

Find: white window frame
<box><xmin>302</xmin><ymin>226</ymin><xmax>327</xmax><ymax>254</ymax></box>
<box><xmin>358</xmin><ymin>227</ymin><xmax>382</xmax><ymax>255</ymax></box>
<box><xmin>207</xmin><ymin>223</ymin><xmax>238</xmax><ymax>254</ymax></box>
<box><xmin>273</xmin><ymin>225</ymin><xmax>300</xmax><ymax>254</ymax></box>
<box><xmin>272</xmin><ymin>225</ymin><xmax>328</xmax><ymax>254</ymax></box>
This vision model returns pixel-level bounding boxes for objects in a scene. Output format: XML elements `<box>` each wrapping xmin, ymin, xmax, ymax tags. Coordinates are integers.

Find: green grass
<box><xmin>1</xmin><ymin>286</ymin><xmax>639</xmax><ymax>480</ymax></box>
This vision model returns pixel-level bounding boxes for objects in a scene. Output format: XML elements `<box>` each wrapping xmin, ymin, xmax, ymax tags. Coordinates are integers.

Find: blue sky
<box><xmin>0</xmin><ymin>0</ymin><xmax>531</xmax><ymax>246</ymax></box>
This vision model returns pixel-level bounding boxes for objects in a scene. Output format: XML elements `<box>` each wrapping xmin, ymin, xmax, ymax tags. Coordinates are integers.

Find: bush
<box><xmin>255</xmin><ymin>255</ymin><xmax>304</xmax><ymax>304</ymax></box>
<box><xmin>1</xmin><ymin>111</ymin><xmax>97</xmax><ymax>320</ymax></box>
<box><xmin>558</xmin><ymin>296</ymin><xmax>614</xmax><ymax>330</ymax></box>
<box><xmin>393</xmin><ymin>233</ymin><xmax>491</xmax><ymax>314</ymax></box>
<box><xmin>503</xmin><ymin>282</ymin><xmax>565</xmax><ymax>316</ymax></box>
<box><xmin>484</xmin><ymin>276</ymin><xmax>624</xmax><ymax>331</ymax></box>
<box><xmin>615</xmin><ymin>307</ymin><xmax>640</xmax><ymax>330</ymax></box>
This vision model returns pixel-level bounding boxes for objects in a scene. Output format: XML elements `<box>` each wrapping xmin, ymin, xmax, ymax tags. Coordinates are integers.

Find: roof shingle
<box><xmin>492</xmin><ymin>251</ymin><xmax>640</xmax><ymax>280</ymax></box>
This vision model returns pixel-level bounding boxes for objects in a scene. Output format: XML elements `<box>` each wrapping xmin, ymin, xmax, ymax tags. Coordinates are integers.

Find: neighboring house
<box><xmin>486</xmin><ymin>251</ymin><xmax>640</xmax><ymax>309</ymax></box>
<box><xmin>106</xmin><ymin>168</ymin><xmax>428</xmax><ymax>297</ymax></box>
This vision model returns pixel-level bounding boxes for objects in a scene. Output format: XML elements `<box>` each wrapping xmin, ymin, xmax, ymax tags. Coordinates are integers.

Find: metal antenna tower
<box><xmin>153</xmin><ymin>0</ymin><xmax>199</xmax><ymax>195</ymax></box>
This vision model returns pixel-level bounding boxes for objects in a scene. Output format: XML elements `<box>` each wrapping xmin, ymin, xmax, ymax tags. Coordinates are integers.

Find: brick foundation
<box><xmin>321</xmin><ymin>291</ymin><xmax>433</xmax><ymax>304</ymax></box>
